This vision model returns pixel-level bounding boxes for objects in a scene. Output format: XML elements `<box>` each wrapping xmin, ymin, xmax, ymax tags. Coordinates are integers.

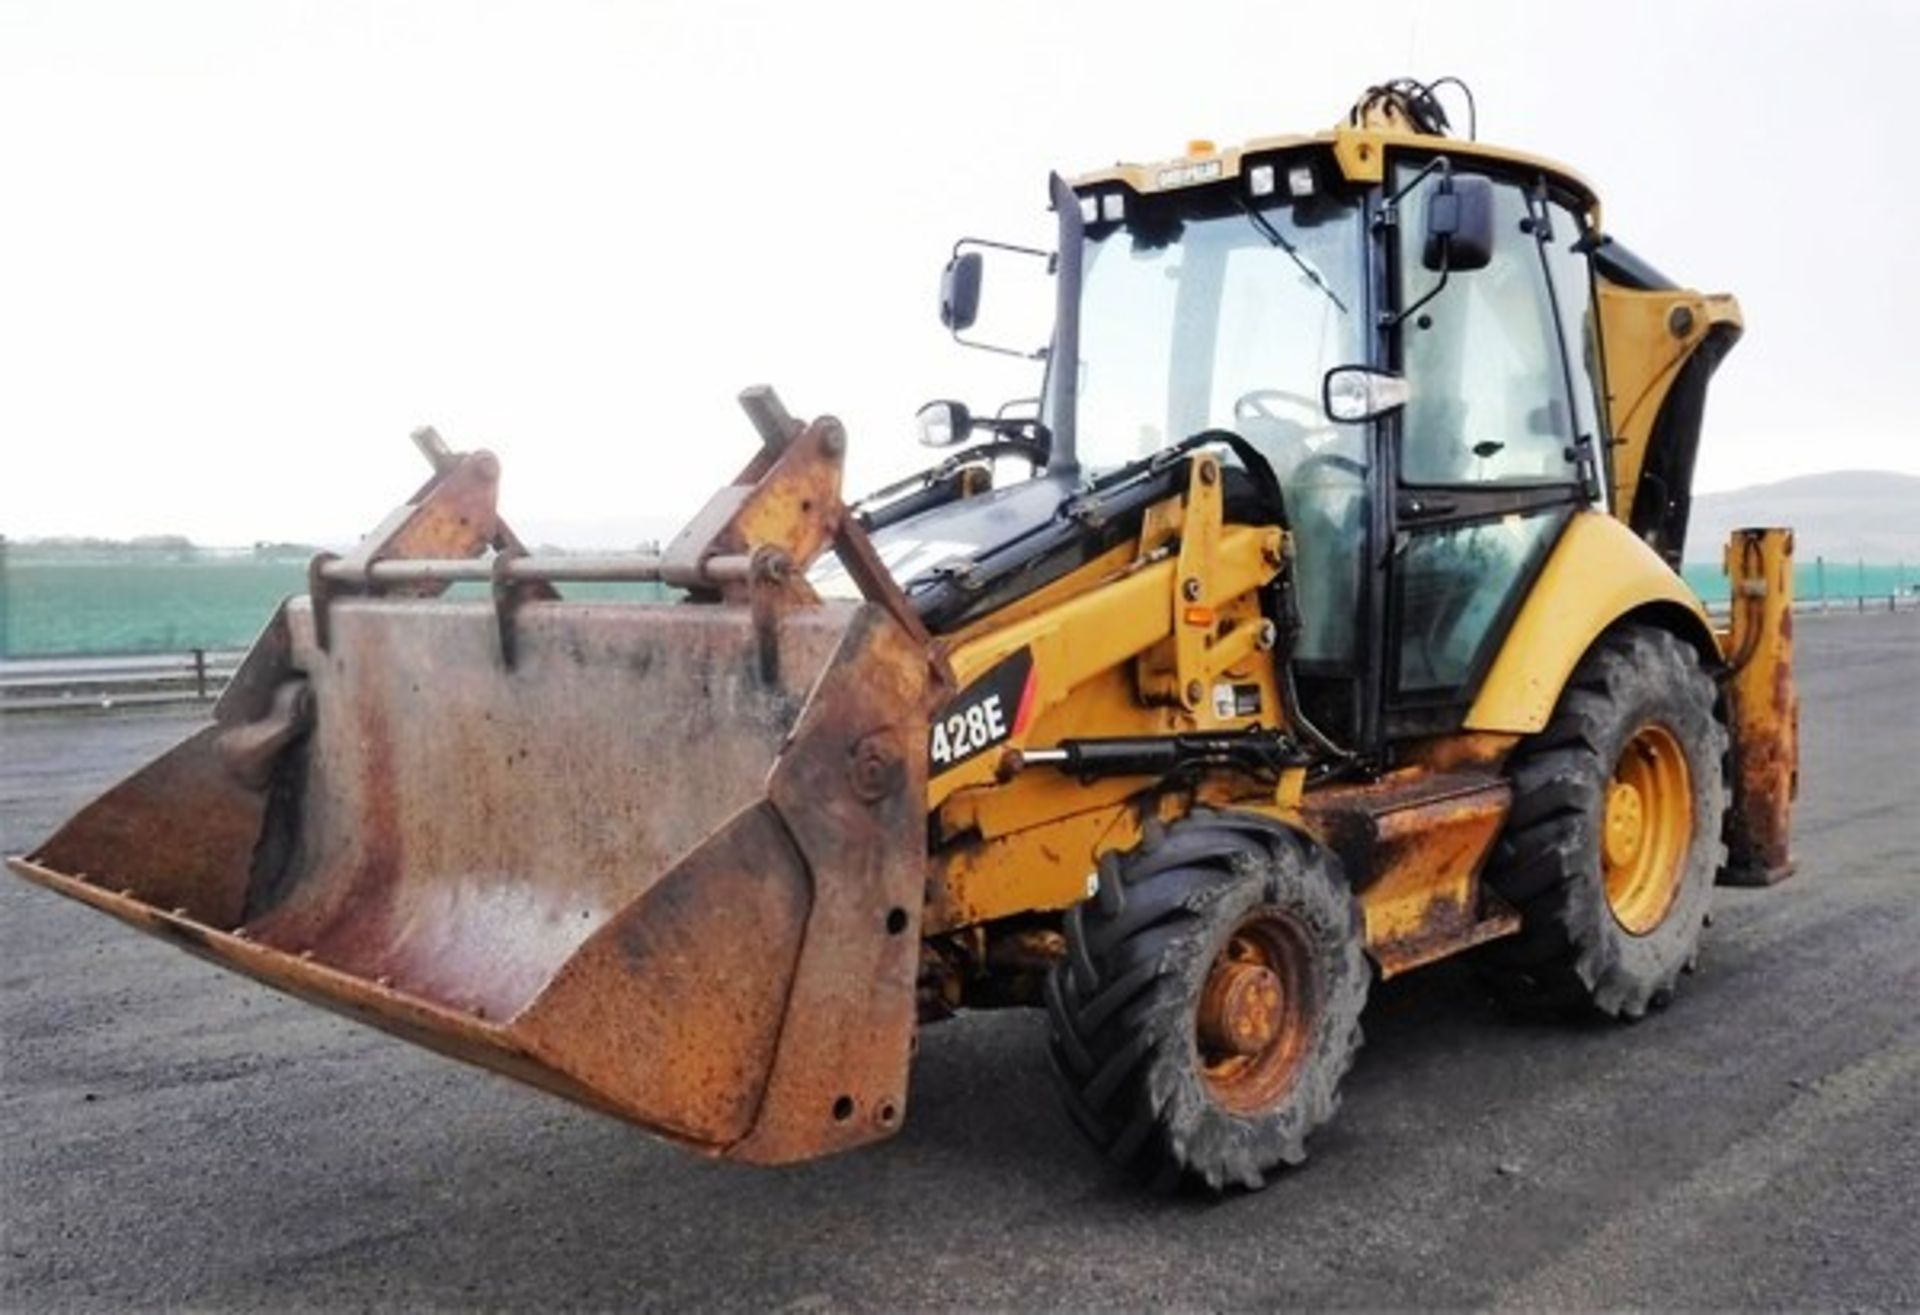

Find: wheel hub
<box><xmin>1195</xmin><ymin>917</ymin><xmax>1318</xmax><ymax>1114</ymax></box>
<box><xmin>1197</xmin><ymin>959</ymin><xmax>1284</xmax><ymax>1057</ymax></box>
<box><xmin>1605</xmin><ymin>780</ymin><xmax>1646</xmax><ymax>868</ymax></box>
<box><xmin>1602</xmin><ymin>723</ymin><xmax>1694</xmax><ymax>935</ymax></box>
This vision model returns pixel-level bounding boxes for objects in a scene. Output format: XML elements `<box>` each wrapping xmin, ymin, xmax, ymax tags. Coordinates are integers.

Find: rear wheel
<box><xmin>1481</xmin><ymin>625</ymin><xmax>1727</xmax><ymax>1018</ymax></box>
<box><xmin>1044</xmin><ymin>811</ymin><xmax>1367</xmax><ymax>1191</ymax></box>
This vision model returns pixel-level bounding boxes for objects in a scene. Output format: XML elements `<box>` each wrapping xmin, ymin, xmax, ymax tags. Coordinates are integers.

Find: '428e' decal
<box><xmin>930</xmin><ymin>648</ymin><xmax>1037</xmax><ymax>774</ymax></box>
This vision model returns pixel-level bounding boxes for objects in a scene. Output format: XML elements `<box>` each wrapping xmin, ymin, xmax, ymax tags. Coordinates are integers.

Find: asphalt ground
<box><xmin>3</xmin><ymin>611</ymin><xmax>1916</xmax><ymax>1311</ymax></box>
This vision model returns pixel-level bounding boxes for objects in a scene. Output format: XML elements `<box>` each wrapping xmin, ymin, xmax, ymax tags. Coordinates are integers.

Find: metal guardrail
<box><xmin>1704</xmin><ymin>591</ymin><xmax>1916</xmax><ymax>622</ymax></box>
<box><xmin>0</xmin><ymin>649</ymin><xmax>245</xmax><ymax>713</ymax></box>
<box><xmin>1798</xmin><ymin>590</ymin><xmax>1917</xmax><ymax>615</ymax></box>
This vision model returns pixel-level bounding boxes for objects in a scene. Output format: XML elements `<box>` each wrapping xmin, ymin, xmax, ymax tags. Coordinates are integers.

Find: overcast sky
<box><xmin>4</xmin><ymin>0</ymin><xmax>1916</xmax><ymax>546</ymax></box>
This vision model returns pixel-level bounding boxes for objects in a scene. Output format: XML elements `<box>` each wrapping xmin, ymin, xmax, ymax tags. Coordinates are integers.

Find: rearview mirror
<box><xmin>1323</xmin><ymin>366</ymin><xmax>1410</xmax><ymax>423</ymax></box>
<box><xmin>940</xmin><ymin>253</ymin><xmax>983</xmax><ymax>332</ymax></box>
<box><xmin>915</xmin><ymin>399</ymin><xmax>973</xmax><ymax>448</ymax></box>
<box><xmin>1422</xmin><ymin>175</ymin><xmax>1494</xmax><ymax>273</ymax></box>
<box><xmin>938</xmin><ymin>239</ymin><xmax>1054</xmax><ymax>358</ymax></box>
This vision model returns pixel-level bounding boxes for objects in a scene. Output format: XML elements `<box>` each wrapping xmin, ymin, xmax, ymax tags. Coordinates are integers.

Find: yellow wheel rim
<box><xmin>1196</xmin><ymin>913</ymin><xmax>1318</xmax><ymax>1114</ymax></box>
<box><xmin>1602</xmin><ymin>723</ymin><xmax>1694</xmax><ymax>934</ymax></box>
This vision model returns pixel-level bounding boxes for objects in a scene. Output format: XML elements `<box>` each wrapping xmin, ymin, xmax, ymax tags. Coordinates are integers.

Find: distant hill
<box><xmin>1685</xmin><ymin>470</ymin><xmax>1920</xmax><ymax>564</ymax></box>
<box><xmin>511</xmin><ymin>513</ymin><xmax>683</xmax><ymax>552</ymax></box>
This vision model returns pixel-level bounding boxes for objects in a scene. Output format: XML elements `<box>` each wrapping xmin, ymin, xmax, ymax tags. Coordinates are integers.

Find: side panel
<box><xmin>1465</xmin><ymin>510</ymin><xmax>1718</xmax><ymax>733</ymax></box>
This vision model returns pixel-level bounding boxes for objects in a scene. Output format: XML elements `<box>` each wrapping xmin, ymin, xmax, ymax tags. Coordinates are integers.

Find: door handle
<box><xmin>1398</xmin><ymin>496</ymin><xmax>1458</xmax><ymax>521</ymax></box>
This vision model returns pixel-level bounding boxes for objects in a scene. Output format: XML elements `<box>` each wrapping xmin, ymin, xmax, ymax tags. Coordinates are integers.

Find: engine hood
<box><xmin>809</xmin><ymin>470</ymin><xmax>1081</xmax><ymax>600</ymax></box>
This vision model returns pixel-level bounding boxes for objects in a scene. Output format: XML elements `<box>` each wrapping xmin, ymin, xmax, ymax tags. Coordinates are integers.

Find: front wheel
<box><xmin>1480</xmin><ymin>625</ymin><xmax>1728</xmax><ymax>1018</ymax></box>
<box><xmin>1044</xmin><ymin>811</ymin><xmax>1367</xmax><ymax>1192</ymax></box>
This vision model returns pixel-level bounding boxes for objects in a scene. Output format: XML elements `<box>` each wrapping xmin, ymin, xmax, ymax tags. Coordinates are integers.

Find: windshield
<box><xmin>1063</xmin><ymin>187</ymin><xmax>1367</xmax><ymax>477</ymax></box>
<box><xmin>1054</xmin><ymin>182</ymin><xmax>1371</xmax><ymax>668</ymax></box>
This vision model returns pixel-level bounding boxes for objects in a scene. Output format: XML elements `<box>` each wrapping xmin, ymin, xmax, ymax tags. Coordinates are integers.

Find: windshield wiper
<box><xmin>1239</xmin><ymin>200</ymin><xmax>1349</xmax><ymax>315</ymax></box>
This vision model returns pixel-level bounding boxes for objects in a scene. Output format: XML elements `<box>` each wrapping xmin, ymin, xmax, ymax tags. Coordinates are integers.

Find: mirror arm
<box><xmin>951</xmin><ymin>329</ymin><xmax>1049</xmax><ymax>361</ymax></box>
<box><xmin>945</xmin><ymin>236</ymin><xmax>1056</xmax><ymax>360</ymax></box>
<box><xmin>952</xmin><ymin>237</ymin><xmax>1052</xmax><ymax>262</ymax></box>
<box><xmin>1377</xmin><ymin>154</ymin><xmax>1459</xmax><ymax>332</ymax></box>
<box><xmin>948</xmin><ymin>230</ymin><xmax>1059</xmax><ymax>353</ymax></box>
<box><xmin>959</xmin><ymin>422</ymin><xmax>1051</xmax><ymax>468</ymax></box>
<box><xmin>1380</xmin><ymin>255</ymin><xmax>1450</xmax><ymax>331</ymax></box>
<box><xmin>1380</xmin><ymin>154</ymin><xmax>1451</xmax><ymax>220</ymax></box>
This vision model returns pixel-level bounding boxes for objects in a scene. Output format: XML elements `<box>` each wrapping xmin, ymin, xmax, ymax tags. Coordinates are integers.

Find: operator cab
<box><xmin>889</xmin><ymin>83</ymin><xmax>1612</xmax><ymax>758</ymax></box>
<box><xmin>1067</xmin><ymin>159</ymin><xmax>1376</xmax><ymax>735</ymax></box>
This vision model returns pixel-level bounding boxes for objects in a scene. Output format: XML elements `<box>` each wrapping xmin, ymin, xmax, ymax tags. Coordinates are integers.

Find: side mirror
<box><xmin>915</xmin><ymin>399</ymin><xmax>973</xmax><ymax>448</ymax></box>
<box><xmin>940</xmin><ymin>252</ymin><xmax>983</xmax><ymax>332</ymax></box>
<box><xmin>1423</xmin><ymin>175</ymin><xmax>1494</xmax><ymax>273</ymax></box>
<box><xmin>1323</xmin><ymin>366</ymin><xmax>1410</xmax><ymax>423</ymax></box>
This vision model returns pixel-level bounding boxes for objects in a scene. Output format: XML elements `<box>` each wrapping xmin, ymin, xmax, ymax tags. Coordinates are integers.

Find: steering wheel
<box><xmin>1232</xmin><ymin>388</ymin><xmax>1353</xmax><ymax>487</ymax></box>
<box><xmin>1232</xmin><ymin>387</ymin><xmax>1334</xmax><ymax>440</ymax></box>
<box><xmin>1291</xmin><ymin>449</ymin><xmax>1368</xmax><ymax>484</ymax></box>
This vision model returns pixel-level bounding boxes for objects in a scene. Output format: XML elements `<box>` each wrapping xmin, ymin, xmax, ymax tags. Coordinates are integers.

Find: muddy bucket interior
<box><xmin>15</xmin><ymin>594</ymin><xmax>934</xmax><ymax>1161</ymax></box>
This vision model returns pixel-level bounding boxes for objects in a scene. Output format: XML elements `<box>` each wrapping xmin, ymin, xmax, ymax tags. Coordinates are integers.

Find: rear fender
<box><xmin>1466</xmin><ymin>510</ymin><xmax>1719</xmax><ymax>734</ymax></box>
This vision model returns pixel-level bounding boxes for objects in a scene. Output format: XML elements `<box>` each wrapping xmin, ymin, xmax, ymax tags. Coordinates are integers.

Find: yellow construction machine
<box><xmin>11</xmin><ymin>80</ymin><xmax>1798</xmax><ymax>1190</ymax></box>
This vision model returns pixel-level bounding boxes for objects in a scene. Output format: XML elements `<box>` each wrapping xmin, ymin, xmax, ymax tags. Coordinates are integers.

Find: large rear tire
<box><xmin>1044</xmin><ymin>811</ymin><xmax>1367</xmax><ymax>1191</ymax></box>
<box><xmin>1480</xmin><ymin>624</ymin><xmax>1728</xmax><ymax>1018</ymax></box>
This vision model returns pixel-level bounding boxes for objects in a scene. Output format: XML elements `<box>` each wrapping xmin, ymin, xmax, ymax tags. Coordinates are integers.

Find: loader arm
<box><xmin>923</xmin><ymin>450</ymin><xmax>1292</xmax><ymax>928</ymax></box>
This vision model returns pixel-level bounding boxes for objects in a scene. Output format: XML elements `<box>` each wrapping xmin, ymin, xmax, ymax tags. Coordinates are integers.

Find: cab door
<box><xmin>1380</xmin><ymin>164</ymin><xmax>1602</xmax><ymax>736</ymax></box>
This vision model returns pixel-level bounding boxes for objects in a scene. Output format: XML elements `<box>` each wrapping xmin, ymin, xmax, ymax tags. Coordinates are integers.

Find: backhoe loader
<box><xmin>11</xmin><ymin>80</ymin><xmax>1798</xmax><ymax>1190</ymax></box>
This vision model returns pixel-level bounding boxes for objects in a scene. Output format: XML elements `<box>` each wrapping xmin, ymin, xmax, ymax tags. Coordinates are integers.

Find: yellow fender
<box><xmin>1466</xmin><ymin>511</ymin><xmax>1719</xmax><ymax>734</ymax></box>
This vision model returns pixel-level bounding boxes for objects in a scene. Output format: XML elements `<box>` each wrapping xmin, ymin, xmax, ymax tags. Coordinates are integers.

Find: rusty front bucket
<box><xmin>11</xmin><ymin>582</ymin><xmax>937</xmax><ymax>1163</ymax></box>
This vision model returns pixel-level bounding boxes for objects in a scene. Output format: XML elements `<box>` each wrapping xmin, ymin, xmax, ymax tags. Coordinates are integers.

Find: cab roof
<box><xmin>1070</xmin><ymin>123</ymin><xmax>1601</xmax><ymax>222</ymax></box>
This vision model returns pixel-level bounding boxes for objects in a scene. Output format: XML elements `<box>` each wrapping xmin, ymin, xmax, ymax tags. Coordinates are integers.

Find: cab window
<box><xmin>1396</xmin><ymin>172</ymin><xmax>1579</xmax><ymax>488</ymax></box>
<box><xmin>1540</xmin><ymin>197</ymin><xmax>1607</xmax><ymax>502</ymax></box>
